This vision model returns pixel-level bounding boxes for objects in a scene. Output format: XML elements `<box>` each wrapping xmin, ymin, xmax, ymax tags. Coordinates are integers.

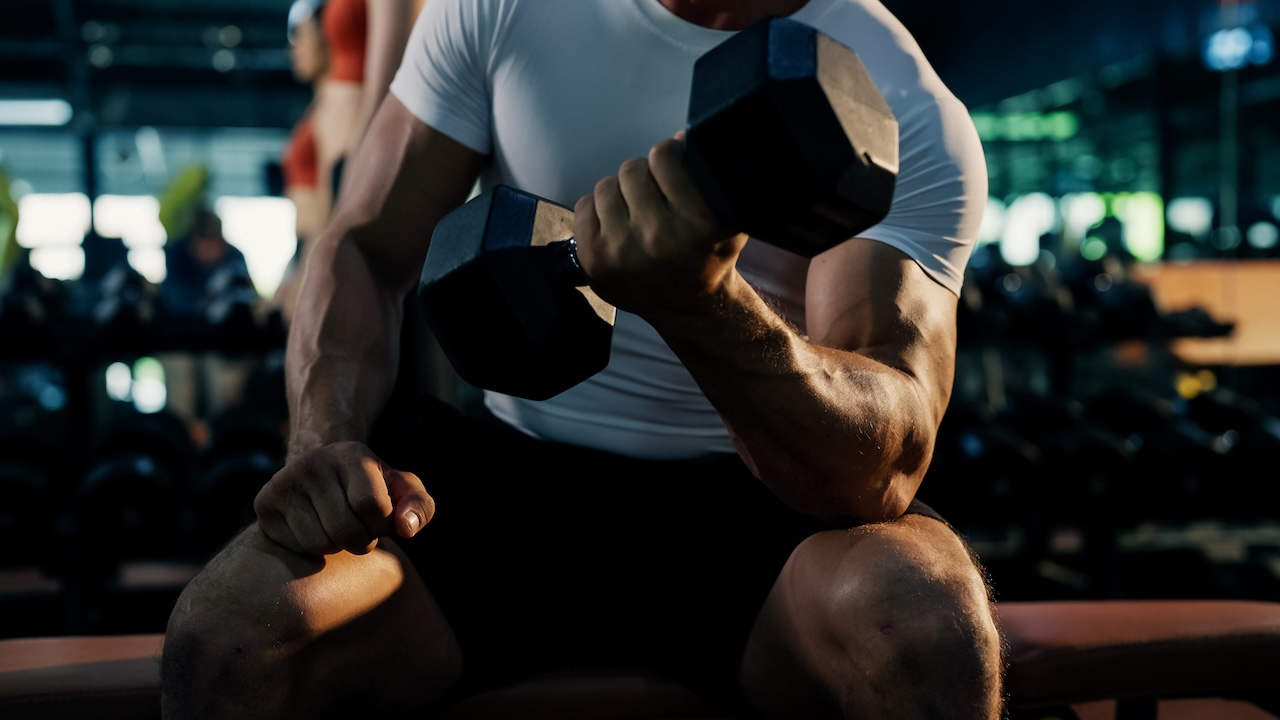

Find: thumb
<box><xmin>383</xmin><ymin>466</ymin><xmax>435</xmax><ymax>539</ymax></box>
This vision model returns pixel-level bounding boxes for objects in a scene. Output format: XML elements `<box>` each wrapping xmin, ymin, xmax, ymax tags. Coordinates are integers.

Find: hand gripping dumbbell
<box><xmin>419</xmin><ymin>16</ymin><xmax>899</xmax><ymax>400</ymax></box>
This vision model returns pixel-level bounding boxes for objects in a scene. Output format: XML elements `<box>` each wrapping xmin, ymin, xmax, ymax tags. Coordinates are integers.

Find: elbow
<box><xmin>813</xmin><ymin>470</ymin><xmax>915</xmax><ymax>526</ymax></box>
<box><xmin>854</xmin><ymin>470</ymin><xmax>918</xmax><ymax>524</ymax></box>
<box><xmin>808</xmin><ymin>435</ymin><xmax>933</xmax><ymax>526</ymax></box>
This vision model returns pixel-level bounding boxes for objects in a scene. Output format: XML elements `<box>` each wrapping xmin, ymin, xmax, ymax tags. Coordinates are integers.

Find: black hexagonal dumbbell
<box><xmin>419</xmin><ymin>16</ymin><xmax>899</xmax><ymax>401</ymax></box>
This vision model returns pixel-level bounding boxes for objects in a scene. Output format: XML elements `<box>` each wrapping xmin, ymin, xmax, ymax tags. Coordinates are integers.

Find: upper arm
<box><xmin>326</xmin><ymin>94</ymin><xmax>487</xmax><ymax>296</ymax></box>
<box><xmin>342</xmin><ymin>1</ymin><xmax>418</xmax><ymax>166</ymax></box>
<box><xmin>362</xmin><ymin>1</ymin><xmax>417</xmax><ymax>112</ymax></box>
<box><xmin>802</xmin><ymin>92</ymin><xmax>984</xmax><ymax>427</ymax></box>
<box><xmin>805</xmin><ymin>238</ymin><xmax>958</xmax><ymax>427</ymax></box>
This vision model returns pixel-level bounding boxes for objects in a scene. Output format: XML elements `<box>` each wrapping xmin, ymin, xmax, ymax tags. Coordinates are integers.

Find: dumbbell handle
<box><xmin>545</xmin><ymin>237</ymin><xmax>590</xmax><ymax>289</ymax></box>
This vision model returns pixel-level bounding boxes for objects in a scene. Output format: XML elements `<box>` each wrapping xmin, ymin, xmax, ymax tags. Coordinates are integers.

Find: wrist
<box><xmin>637</xmin><ymin>268</ymin><xmax>738</xmax><ymax>329</ymax></box>
<box><xmin>643</xmin><ymin>270</ymin><xmax>781</xmax><ymax>357</ymax></box>
<box><xmin>286</xmin><ymin>396</ymin><xmax>372</xmax><ymax>463</ymax></box>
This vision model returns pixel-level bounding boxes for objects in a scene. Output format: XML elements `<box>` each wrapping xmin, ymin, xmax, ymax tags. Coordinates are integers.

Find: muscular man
<box><xmin>162</xmin><ymin>1</ymin><xmax>1001</xmax><ymax>718</ymax></box>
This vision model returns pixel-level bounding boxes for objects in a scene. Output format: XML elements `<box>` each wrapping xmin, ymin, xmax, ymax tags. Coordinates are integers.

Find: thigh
<box><xmin>385</xmin><ymin>400</ymin><xmax>822</xmax><ymax>699</ymax></box>
<box><xmin>167</xmin><ymin>523</ymin><xmax>462</xmax><ymax>714</ymax></box>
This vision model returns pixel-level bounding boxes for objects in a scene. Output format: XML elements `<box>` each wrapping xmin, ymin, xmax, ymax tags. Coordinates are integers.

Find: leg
<box><xmin>161</xmin><ymin>524</ymin><xmax>461</xmax><ymax>719</ymax></box>
<box><xmin>740</xmin><ymin>514</ymin><xmax>1003</xmax><ymax>720</ymax></box>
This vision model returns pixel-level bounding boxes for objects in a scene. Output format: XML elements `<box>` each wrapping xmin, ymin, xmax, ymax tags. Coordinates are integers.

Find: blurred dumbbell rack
<box><xmin>922</xmin><ymin>248</ymin><xmax>1280</xmax><ymax>605</ymax></box>
<box><xmin>0</xmin><ymin>276</ymin><xmax>287</xmax><ymax>637</ymax></box>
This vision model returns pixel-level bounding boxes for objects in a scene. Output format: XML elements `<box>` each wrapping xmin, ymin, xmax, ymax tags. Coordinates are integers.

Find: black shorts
<box><xmin>382</xmin><ymin>398</ymin><xmax>950</xmax><ymax>706</ymax></box>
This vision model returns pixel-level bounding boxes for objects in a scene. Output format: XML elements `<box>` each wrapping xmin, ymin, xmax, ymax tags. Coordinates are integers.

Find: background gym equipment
<box><xmin>0</xmin><ymin>253</ymin><xmax>68</xmax><ymax>360</ymax></box>
<box><xmin>3</xmin><ymin>599</ymin><xmax>1278</xmax><ymax>719</ymax></box>
<box><xmin>184</xmin><ymin>403</ymin><xmax>286</xmax><ymax>556</ymax></box>
<box><xmin>0</xmin><ymin>395</ymin><xmax>65</xmax><ymax>564</ymax></box>
<box><xmin>69</xmin><ymin>406</ymin><xmax>193</xmax><ymax>566</ymax></box>
<box><xmin>419</xmin><ymin>16</ymin><xmax>899</xmax><ymax>400</ymax></box>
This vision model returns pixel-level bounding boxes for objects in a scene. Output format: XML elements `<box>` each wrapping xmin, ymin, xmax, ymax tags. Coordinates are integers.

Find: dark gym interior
<box><xmin>1</xmin><ymin>1</ymin><xmax>1279</xmax><ymax>718</ymax></box>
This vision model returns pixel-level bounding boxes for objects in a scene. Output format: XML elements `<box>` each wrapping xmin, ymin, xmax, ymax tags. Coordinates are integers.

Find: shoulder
<box><xmin>798</xmin><ymin>1</ymin><xmax>984</xmax><ymax>294</ymax></box>
<box><xmin>799</xmin><ymin>0</ymin><xmax>958</xmax><ymax>113</ymax></box>
<box><xmin>802</xmin><ymin>0</ymin><xmax>982</xmax><ymax>169</ymax></box>
<box><xmin>410</xmin><ymin>0</ymin><xmax>529</xmax><ymax>47</ymax></box>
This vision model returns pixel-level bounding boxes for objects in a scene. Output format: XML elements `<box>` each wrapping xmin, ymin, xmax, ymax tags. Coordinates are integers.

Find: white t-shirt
<box><xmin>391</xmin><ymin>0</ymin><xmax>987</xmax><ymax>460</ymax></box>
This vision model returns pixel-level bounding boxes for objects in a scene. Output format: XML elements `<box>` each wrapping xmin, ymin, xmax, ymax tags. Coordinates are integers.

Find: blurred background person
<box><xmin>271</xmin><ymin>0</ymin><xmax>330</xmax><ymax>325</ymax></box>
<box><xmin>317</xmin><ymin>0</ymin><xmax>419</xmax><ymax>205</ymax></box>
<box><xmin>160</xmin><ymin>205</ymin><xmax>256</xmax><ymax>433</ymax></box>
<box><xmin>160</xmin><ymin>205</ymin><xmax>250</xmax><ymax>319</ymax></box>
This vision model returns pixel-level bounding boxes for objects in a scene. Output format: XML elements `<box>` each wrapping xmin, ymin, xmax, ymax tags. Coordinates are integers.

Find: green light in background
<box><xmin>971</xmin><ymin>112</ymin><xmax>1081</xmax><ymax>142</ymax></box>
<box><xmin>1046</xmin><ymin>112</ymin><xmax>1080</xmax><ymax>141</ymax></box>
<box><xmin>1060</xmin><ymin>192</ymin><xmax>1107</xmax><ymax>250</ymax></box>
<box><xmin>132</xmin><ymin>357</ymin><xmax>167</xmax><ymax>414</ymax></box>
<box><xmin>1114</xmin><ymin>192</ymin><xmax>1165</xmax><ymax>262</ymax></box>
<box><xmin>1081</xmin><ymin>237</ymin><xmax>1109</xmax><ymax>260</ymax></box>
<box><xmin>1006</xmin><ymin>114</ymin><xmax>1041</xmax><ymax>141</ymax></box>
<box><xmin>971</xmin><ymin>113</ymin><xmax>998</xmax><ymax>140</ymax></box>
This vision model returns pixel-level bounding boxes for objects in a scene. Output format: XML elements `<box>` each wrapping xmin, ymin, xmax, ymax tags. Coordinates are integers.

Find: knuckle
<box><xmin>332</xmin><ymin>523</ymin><xmax>374</xmax><ymax>553</ymax></box>
<box><xmin>253</xmin><ymin>485</ymin><xmax>281</xmax><ymax>518</ymax></box>
<box><xmin>638</xmin><ymin>221</ymin><xmax>672</xmax><ymax>256</ymax></box>
<box><xmin>256</xmin><ymin>516</ymin><xmax>296</xmax><ymax>552</ymax></box>
<box><xmin>331</xmin><ymin>440</ymin><xmax>368</xmax><ymax>463</ymax></box>
<box><xmin>594</xmin><ymin>175</ymin><xmax>618</xmax><ymax>197</ymax></box>
<box><xmin>651</xmin><ymin>138</ymin><xmax>681</xmax><ymax>163</ymax></box>
<box><xmin>618</xmin><ymin>157</ymin><xmax>648</xmax><ymax>178</ymax></box>
<box><xmin>304</xmin><ymin>539</ymin><xmax>339</xmax><ymax>557</ymax></box>
<box><xmin>349</xmin><ymin>489</ymin><xmax>391</xmax><ymax>519</ymax></box>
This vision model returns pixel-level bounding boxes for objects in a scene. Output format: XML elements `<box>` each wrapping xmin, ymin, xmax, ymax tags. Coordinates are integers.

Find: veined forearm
<box><xmin>648</xmin><ymin>272</ymin><xmax>933</xmax><ymax>524</ymax></box>
<box><xmin>284</xmin><ymin>234</ymin><xmax>406</xmax><ymax>462</ymax></box>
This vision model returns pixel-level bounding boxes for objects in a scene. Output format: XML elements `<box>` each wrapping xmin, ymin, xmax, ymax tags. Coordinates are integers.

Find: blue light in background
<box><xmin>1204</xmin><ymin>23</ymin><xmax>1275</xmax><ymax>71</ymax></box>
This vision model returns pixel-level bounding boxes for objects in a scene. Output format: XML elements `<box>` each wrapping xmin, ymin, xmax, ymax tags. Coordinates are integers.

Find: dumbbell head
<box><xmin>0</xmin><ymin>457</ymin><xmax>54</xmax><ymax>567</ymax></box>
<box><xmin>420</xmin><ymin>186</ymin><xmax>616</xmax><ymax>400</ymax></box>
<box><xmin>420</xmin><ymin>17</ymin><xmax>898</xmax><ymax>400</ymax></box>
<box><xmin>684</xmin><ymin>17</ymin><xmax>898</xmax><ymax>257</ymax></box>
<box><xmin>74</xmin><ymin>452</ymin><xmax>178</xmax><ymax>561</ymax></box>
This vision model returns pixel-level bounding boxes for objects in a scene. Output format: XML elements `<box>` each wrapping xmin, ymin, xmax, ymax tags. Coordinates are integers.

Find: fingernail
<box><xmin>404</xmin><ymin>511</ymin><xmax>421</xmax><ymax>535</ymax></box>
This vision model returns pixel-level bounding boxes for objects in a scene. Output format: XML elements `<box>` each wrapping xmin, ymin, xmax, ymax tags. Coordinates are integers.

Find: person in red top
<box><xmin>273</xmin><ymin>0</ymin><xmax>330</xmax><ymax>323</ymax></box>
<box><xmin>281</xmin><ymin>115</ymin><xmax>319</xmax><ymax>200</ymax></box>
<box><xmin>315</xmin><ymin>0</ymin><xmax>419</xmax><ymax>204</ymax></box>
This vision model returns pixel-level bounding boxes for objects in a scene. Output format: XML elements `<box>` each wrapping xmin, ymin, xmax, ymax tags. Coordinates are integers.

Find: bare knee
<box><xmin>782</xmin><ymin>519</ymin><xmax>1002</xmax><ymax>717</ymax></box>
<box><xmin>162</xmin><ymin>527</ymin><xmax>326</xmax><ymax>718</ymax></box>
<box><xmin>163</xmin><ymin>525</ymin><xmax>461</xmax><ymax>719</ymax></box>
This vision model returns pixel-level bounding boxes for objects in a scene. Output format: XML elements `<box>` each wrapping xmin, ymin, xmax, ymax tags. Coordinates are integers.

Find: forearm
<box><xmin>285</xmin><ymin>230</ymin><xmax>406</xmax><ymax>461</ymax></box>
<box><xmin>647</xmin><ymin>272</ymin><xmax>935</xmax><ymax>524</ymax></box>
<box><xmin>284</xmin><ymin>98</ymin><xmax>487</xmax><ymax>462</ymax></box>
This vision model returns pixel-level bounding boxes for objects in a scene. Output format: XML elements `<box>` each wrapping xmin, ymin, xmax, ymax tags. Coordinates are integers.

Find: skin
<box><xmin>162</xmin><ymin>1</ymin><xmax>1003</xmax><ymax>717</ymax></box>
<box><xmin>325</xmin><ymin>0</ymin><xmax>419</xmax><ymax>204</ymax></box>
<box><xmin>575</xmin><ymin>138</ymin><xmax>953</xmax><ymax>525</ymax></box>
<box><xmin>346</xmin><ymin>0</ymin><xmax>417</xmax><ymax>159</ymax></box>
<box><xmin>188</xmin><ymin>217</ymin><xmax>230</xmax><ymax>266</ymax></box>
<box><xmin>288</xmin><ymin>11</ymin><xmax>330</xmax><ymax>242</ymax></box>
<box><xmin>289</xmin><ymin>13</ymin><xmax>329</xmax><ymax>85</ymax></box>
<box><xmin>311</xmin><ymin>80</ymin><xmax>358</xmax><ymax>214</ymax></box>
<box><xmin>264</xmin><ymin>99</ymin><xmax>483</xmax><ymax>555</ymax></box>
<box><xmin>162</xmin><ymin>101</ymin><xmax>478</xmax><ymax>720</ymax></box>
<box><xmin>276</xmin><ymin>13</ymin><xmax>330</xmax><ymax>323</ymax></box>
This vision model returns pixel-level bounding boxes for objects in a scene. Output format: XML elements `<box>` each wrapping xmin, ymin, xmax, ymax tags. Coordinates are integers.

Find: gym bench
<box><xmin>2</xmin><ymin>600</ymin><xmax>1278</xmax><ymax>719</ymax></box>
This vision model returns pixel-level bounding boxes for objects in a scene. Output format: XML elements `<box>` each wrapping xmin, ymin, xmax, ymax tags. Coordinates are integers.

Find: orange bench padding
<box><xmin>2</xmin><ymin>600</ymin><xmax>1279</xmax><ymax>719</ymax></box>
